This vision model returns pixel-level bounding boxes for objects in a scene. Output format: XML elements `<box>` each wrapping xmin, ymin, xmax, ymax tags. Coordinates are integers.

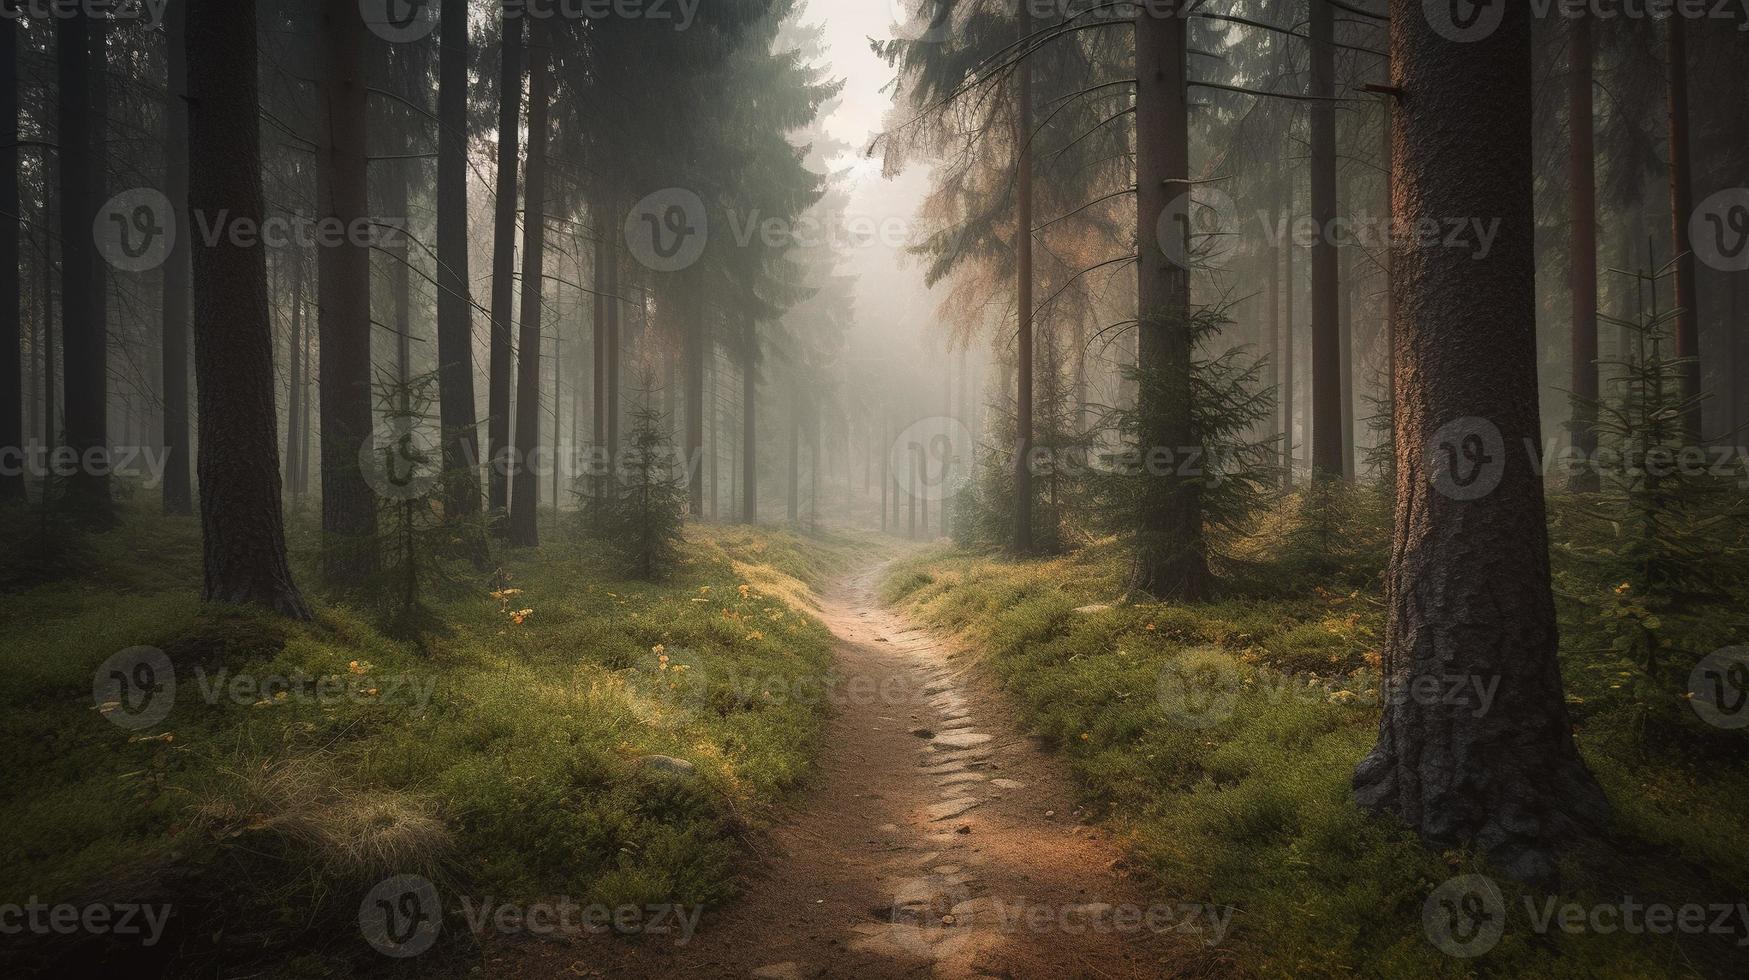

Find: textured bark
<box><xmin>317</xmin><ymin>0</ymin><xmax>378</xmax><ymax>583</ymax></box>
<box><xmin>487</xmin><ymin>16</ymin><xmax>523</xmax><ymax>516</ymax></box>
<box><xmin>437</xmin><ymin>0</ymin><xmax>486</xmax><ymax>528</ymax></box>
<box><xmin>1354</xmin><ymin>2</ymin><xmax>1608</xmax><ymax>885</ymax></box>
<box><xmin>1</xmin><ymin>5</ymin><xmax>21</xmax><ymax>502</ymax></box>
<box><xmin>508</xmin><ymin>31</ymin><xmax>551</xmax><ymax>548</ymax></box>
<box><xmin>1568</xmin><ymin>15</ymin><xmax>1599</xmax><ymax>490</ymax></box>
<box><xmin>1012</xmin><ymin>41</ymin><xmax>1035</xmax><ymax>555</ymax></box>
<box><xmin>1665</xmin><ymin>17</ymin><xmax>1702</xmax><ymax>438</ymax></box>
<box><xmin>1309</xmin><ymin>0</ymin><xmax>1343</xmax><ymax>479</ymax></box>
<box><xmin>741</xmin><ymin>314</ymin><xmax>757</xmax><ymax>523</ymax></box>
<box><xmin>56</xmin><ymin>14</ymin><xmax>109</xmax><ymax>518</ymax></box>
<box><xmin>1283</xmin><ymin>176</ymin><xmax>1296</xmax><ymax>488</ymax></box>
<box><xmin>1266</xmin><ymin>170</ymin><xmax>1281</xmax><ymax>486</ymax></box>
<box><xmin>1130</xmin><ymin>2</ymin><xmax>1207</xmax><ymax>599</ymax></box>
<box><xmin>160</xmin><ymin>0</ymin><xmax>192</xmax><ymax>514</ymax></box>
<box><xmin>185</xmin><ymin>0</ymin><xmax>310</xmax><ymax>619</ymax></box>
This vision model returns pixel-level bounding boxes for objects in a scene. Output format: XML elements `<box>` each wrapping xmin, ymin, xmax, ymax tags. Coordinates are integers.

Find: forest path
<box><xmin>502</xmin><ymin>560</ymin><xmax>1194</xmax><ymax>979</ymax></box>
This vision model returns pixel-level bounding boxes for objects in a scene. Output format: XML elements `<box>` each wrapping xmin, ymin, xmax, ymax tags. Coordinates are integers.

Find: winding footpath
<box><xmin>504</xmin><ymin>562</ymin><xmax>1203</xmax><ymax>978</ymax></box>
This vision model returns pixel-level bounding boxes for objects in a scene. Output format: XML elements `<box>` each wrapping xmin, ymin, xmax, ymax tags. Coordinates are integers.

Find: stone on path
<box><xmin>928</xmin><ymin>797</ymin><xmax>982</xmax><ymax>821</ymax></box>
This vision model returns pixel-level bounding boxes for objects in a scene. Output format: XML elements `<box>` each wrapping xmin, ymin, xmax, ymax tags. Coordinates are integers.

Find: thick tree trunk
<box><xmin>1284</xmin><ymin>176</ymin><xmax>1296</xmax><ymax>488</ymax></box>
<box><xmin>1012</xmin><ymin>43</ymin><xmax>1035</xmax><ymax>555</ymax></box>
<box><xmin>1339</xmin><ymin>244</ymin><xmax>1355</xmax><ymax>479</ymax></box>
<box><xmin>1309</xmin><ymin>0</ymin><xmax>1343</xmax><ymax>479</ymax></box>
<box><xmin>1267</xmin><ymin>171</ymin><xmax>1281</xmax><ymax>486</ymax></box>
<box><xmin>185</xmin><ymin>0</ymin><xmax>310</xmax><ymax>618</ymax></box>
<box><xmin>57</xmin><ymin>14</ymin><xmax>109</xmax><ymax>518</ymax></box>
<box><xmin>487</xmin><ymin>16</ymin><xmax>523</xmax><ymax>516</ymax></box>
<box><xmin>1568</xmin><ymin>15</ymin><xmax>1599</xmax><ymax>490</ymax></box>
<box><xmin>683</xmin><ymin>284</ymin><xmax>705</xmax><ymax>517</ymax></box>
<box><xmin>508</xmin><ymin>30</ymin><xmax>550</xmax><ymax>548</ymax></box>
<box><xmin>1130</xmin><ymin>2</ymin><xmax>1207</xmax><ymax>599</ymax></box>
<box><xmin>741</xmin><ymin>315</ymin><xmax>757</xmax><ymax>523</ymax></box>
<box><xmin>1665</xmin><ymin>16</ymin><xmax>1702</xmax><ymax>438</ymax></box>
<box><xmin>606</xmin><ymin>228</ymin><xmax>621</xmax><ymax>465</ymax></box>
<box><xmin>1354</xmin><ymin>2</ymin><xmax>1608</xmax><ymax>884</ymax></box>
<box><xmin>285</xmin><ymin>248</ymin><xmax>303</xmax><ymax>497</ymax></box>
<box><xmin>160</xmin><ymin>0</ymin><xmax>193</xmax><ymax>518</ymax></box>
<box><xmin>1</xmin><ymin>7</ymin><xmax>21</xmax><ymax>503</ymax></box>
<box><xmin>316</xmin><ymin>0</ymin><xmax>378</xmax><ymax>583</ymax></box>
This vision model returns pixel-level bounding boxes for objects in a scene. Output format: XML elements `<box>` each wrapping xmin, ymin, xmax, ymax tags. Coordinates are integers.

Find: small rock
<box><xmin>1044</xmin><ymin>810</ymin><xmax>1055</xmax><ymax>819</ymax></box>
<box><xmin>910</xmin><ymin>728</ymin><xmax>936</xmax><ymax>739</ymax></box>
<box><xmin>955</xmin><ymin>824</ymin><xmax>972</xmax><ymax>834</ymax></box>
<box><xmin>635</xmin><ymin>754</ymin><xmax>697</xmax><ymax>777</ymax></box>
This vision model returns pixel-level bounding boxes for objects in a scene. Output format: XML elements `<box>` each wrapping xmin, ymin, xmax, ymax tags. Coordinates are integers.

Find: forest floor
<box><xmin>497</xmin><ymin>560</ymin><xmax>1202</xmax><ymax>979</ymax></box>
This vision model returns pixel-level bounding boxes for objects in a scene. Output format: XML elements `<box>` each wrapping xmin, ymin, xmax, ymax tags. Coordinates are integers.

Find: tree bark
<box><xmin>57</xmin><ymin>13</ymin><xmax>109</xmax><ymax>518</ymax></box>
<box><xmin>1284</xmin><ymin>175</ymin><xmax>1296</xmax><ymax>488</ymax></box>
<box><xmin>1012</xmin><ymin>33</ymin><xmax>1035</xmax><ymax>556</ymax></box>
<box><xmin>185</xmin><ymin>0</ymin><xmax>310</xmax><ymax>618</ymax></box>
<box><xmin>1665</xmin><ymin>16</ymin><xmax>1702</xmax><ymax>438</ymax></box>
<box><xmin>1130</xmin><ymin>1</ymin><xmax>1207</xmax><ymax>599</ymax></box>
<box><xmin>508</xmin><ymin>28</ymin><xmax>550</xmax><ymax>548</ymax></box>
<box><xmin>487</xmin><ymin>15</ymin><xmax>523</xmax><ymax>517</ymax></box>
<box><xmin>1354</xmin><ymin>2</ymin><xmax>1608</xmax><ymax>884</ymax></box>
<box><xmin>1</xmin><ymin>5</ymin><xmax>21</xmax><ymax>503</ymax></box>
<box><xmin>285</xmin><ymin>247</ymin><xmax>303</xmax><ymax>498</ymax></box>
<box><xmin>160</xmin><ymin>0</ymin><xmax>193</xmax><ymax>518</ymax></box>
<box><xmin>741</xmin><ymin>314</ymin><xmax>757</xmax><ymax>523</ymax></box>
<box><xmin>683</xmin><ymin>282</ymin><xmax>705</xmax><ymax>517</ymax></box>
<box><xmin>1568</xmin><ymin>14</ymin><xmax>1599</xmax><ymax>490</ymax></box>
<box><xmin>1309</xmin><ymin>0</ymin><xmax>1343</xmax><ymax>479</ymax></box>
<box><xmin>317</xmin><ymin>0</ymin><xmax>378</xmax><ymax>584</ymax></box>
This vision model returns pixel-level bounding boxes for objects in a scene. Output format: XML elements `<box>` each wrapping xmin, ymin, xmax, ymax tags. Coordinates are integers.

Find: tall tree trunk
<box><xmin>606</xmin><ymin>227</ymin><xmax>621</xmax><ymax>465</ymax></box>
<box><xmin>57</xmin><ymin>14</ymin><xmax>109</xmax><ymax>518</ymax></box>
<box><xmin>436</xmin><ymin>0</ymin><xmax>481</xmax><ymax>518</ymax></box>
<box><xmin>1339</xmin><ymin>244</ymin><xmax>1355</xmax><ymax>479</ymax></box>
<box><xmin>1568</xmin><ymin>14</ymin><xmax>1600</xmax><ymax>490</ymax></box>
<box><xmin>185</xmin><ymin>0</ymin><xmax>310</xmax><ymax>618</ymax></box>
<box><xmin>161</xmin><ymin>0</ymin><xmax>193</xmax><ymax>514</ymax></box>
<box><xmin>487</xmin><ymin>15</ymin><xmax>523</xmax><ymax>517</ymax></box>
<box><xmin>317</xmin><ymin>0</ymin><xmax>377</xmax><ymax>583</ymax></box>
<box><xmin>1353</xmin><ymin>2</ymin><xmax>1608</xmax><ymax>884</ymax></box>
<box><xmin>1665</xmin><ymin>15</ymin><xmax>1702</xmax><ymax>438</ymax></box>
<box><xmin>1012</xmin><ymin>40</ymin><xmax>1035</xmax><ymax>555</ymax></box>
<box><xmin>0</xmin><ymin>5</ymin><xmax>21</xmax><ymax>503</ymax></box>
<box><xmin>787</xmin><ymin>386</ymin><xmax>800</xmax><ymax>523</ymax></box>
<box><xmin>1131</xmin><ymin>2</ymin><xmax>1206</xmax><ymax>599</ymax></box>
<box><xmin>508</xmin><ymin>29</ymin><xmax>550</xmax><ymax>548</ymax></box>
<box><xmin>285</xmin><ymin>247</ymin><xmax>303</xmax><ymax>497</ymax></box>
<box><xmin>1284</xmin><ymin>175</ymin><xmax>1296</xmax><ymax>488</ymax></box>
<box><xmin>1266</xmin><ymin>170</ymin><xmax>1281</xmax><ymax>487</ymax></box>
<box><xmin>683</xmin><ymin>283</ymin><xmax>705</xmax><ymax>517</ymax></box>
<box><xmin>1309</xmin><ymin>0</ymin><xmax>1343</xmax><ymax>479</ymax></box>
<box><xmin>741</xmin><ymin>314</ymin><xmax>757</xmax><ymax>523</ymax></box>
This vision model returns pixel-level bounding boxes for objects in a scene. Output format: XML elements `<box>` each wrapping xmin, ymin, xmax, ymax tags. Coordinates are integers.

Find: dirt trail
<box><xmin>501</xmin><ymin>562</ymin><xmax>1201</xmax><ymax>979</ymax></box>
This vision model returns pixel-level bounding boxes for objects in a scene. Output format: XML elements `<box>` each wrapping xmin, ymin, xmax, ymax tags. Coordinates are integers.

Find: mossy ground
<box><xmin>881</xmin><ymin>488</ymin><xmax>1749</xmax><ymax>979</ymax></box>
